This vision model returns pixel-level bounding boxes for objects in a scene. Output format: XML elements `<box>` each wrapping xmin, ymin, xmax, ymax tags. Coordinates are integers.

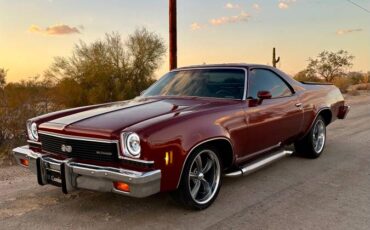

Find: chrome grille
<box><xmin>39</xmin><ymin>133</ymin><xmax>119</xmax><ymax>162</ymax></box>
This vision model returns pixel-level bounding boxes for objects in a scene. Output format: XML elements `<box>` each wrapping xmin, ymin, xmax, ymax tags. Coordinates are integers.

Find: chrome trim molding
<box><xmin>225</xmin><ymin>150</ymin><xmax>293</xmax><ymax>177</ymax></box>
<box><xmin>176</xmin><ymin>137</ymin><xmax>234</xmax><ymax>188</ymax></box>
<box><xmin>121</xmin><ymin>157</ymin><xmax>155</xmax><ymax>165</ymax></box>
<box><xmin>12</xmin><ymin>145</ymin><xmax>161</xmax><ymax>198</ymax></box>
<box><xmin>27</xmin><ymin>140</ymin><xmax>42</xmax><ymax>145</ymax></box>
<box><xmin>38</xmin><ymin>131</ymin><xmax>118</xmax><ymax>144</ymax></box>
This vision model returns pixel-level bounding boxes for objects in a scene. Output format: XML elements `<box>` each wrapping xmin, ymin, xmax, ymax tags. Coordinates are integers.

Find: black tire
<box><xmin>171</xmin><ymin>146</ymin><xmax>223</xmax><ymax>210</ymax></box>
<box><xmin>294</xmin><ymin>116</ymin><xmax>327</xmax><ymax>159</ymax></box>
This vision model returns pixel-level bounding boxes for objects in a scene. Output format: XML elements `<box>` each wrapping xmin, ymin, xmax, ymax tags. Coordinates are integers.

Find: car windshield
<box><xmin>142</xmin><ymin>68</ymin><xmax>245</xmax><ymax>100</ymax></box>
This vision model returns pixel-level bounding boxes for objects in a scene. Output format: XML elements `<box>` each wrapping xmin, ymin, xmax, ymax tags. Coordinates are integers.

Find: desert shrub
<box><xmin>333</xmin><ymin>77</ymin><xmax>351</xmax><ymax>93</ymax></box>
<box><xmin>348</xmin><ymin>72</ymin><xmax>369</xmax><ymax>85</ymax></box>
<box><xmin>46</xmin><ymin>29</ymin><xmax>165</xmax><ymax>107</ymax></box>
<box><xmin>348</xmin><ymin>72</ymin><xmax>364</xmax><ymax>85</ymax></box>
<box><xmin>0</xmin><ymin>77</ymin><xmax>57</xmax><ymax>162</ymax></box>
<box><xmin>363</xmin><ymin>73</ymin><xmax>369</xmax><ymax>84</ymax></box>
<box><xmin>294</xmin><ymin>70</ymin><xmax>323</xmax><ymax>82</ymax></box>
<box><xmin>347</xmin><ymin>89</ymin><xmax>360</xmax><ymax>96</ymax></box>
<box><xmin>355</xmin><ymin>83</ymin><xmax>370</xmax><ymax>91</ymax></box>
<box><xmin>0</xmin><ymin>29</ymin><xmax>166</xmax><ymax>164</ymax></box>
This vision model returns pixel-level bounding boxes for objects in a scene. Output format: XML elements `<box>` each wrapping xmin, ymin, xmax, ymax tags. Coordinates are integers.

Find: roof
<box><xmin>174</xmin><ymin>63</ymin><xmax>298</xmax><ymax>88</ymax></box>
<box><xmin>175</xmin><ymin>63</ymin><xmax>274</xmax><ymax>70</ymax></box>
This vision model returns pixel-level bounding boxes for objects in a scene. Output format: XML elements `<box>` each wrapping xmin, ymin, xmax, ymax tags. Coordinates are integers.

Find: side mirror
<box><xmin>257</xmin><ymin>90</ymin><xmax>272</xmax><ymax>102</ymax></box>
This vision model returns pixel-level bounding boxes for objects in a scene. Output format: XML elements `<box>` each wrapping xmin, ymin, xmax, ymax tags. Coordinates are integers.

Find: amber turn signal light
<box><xmin>20</xmin><ymin>158</ymin><xmax>29</xmax><ymax>167</ymax></box>
<box><xmin>113</xmin><ymin>181</ymin><xmax>130</xmax><ymax>192</ymax></box>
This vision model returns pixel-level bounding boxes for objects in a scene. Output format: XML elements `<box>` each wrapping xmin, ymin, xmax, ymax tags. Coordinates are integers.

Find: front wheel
<box><xmin>294</xmin><ymin>116</ymin><xmax>327</xmax><ymax>158</ymax></box>
<box><xmin>172</xmin><ymin>147</ymin><xmax>222</xmax><ymax>210</ymax></box>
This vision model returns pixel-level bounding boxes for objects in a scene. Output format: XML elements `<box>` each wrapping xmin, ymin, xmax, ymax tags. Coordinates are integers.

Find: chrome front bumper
<box><xmin>13</xmin><ymin>145</ymin><xmax>161</xmax><ymax>198</ymax></box>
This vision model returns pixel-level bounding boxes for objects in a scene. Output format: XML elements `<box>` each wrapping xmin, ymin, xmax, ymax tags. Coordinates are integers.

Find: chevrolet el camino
<box><xmin>13</xmin><ymin>64</ymin><xmax>349</xmax><ymax>209</ymax></box>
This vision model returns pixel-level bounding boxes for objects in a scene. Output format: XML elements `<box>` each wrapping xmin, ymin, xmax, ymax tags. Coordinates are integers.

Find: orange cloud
<box><xmin>336</xmin><ymin>28</ymin><xmax>363</xmax><ymax>35</ymax></box>
<box><xmin>278</xmin><ymin>0</ymin><xmax>296</xmax><ymax>9</ymax></box>
<box><xmin>28</xmin><ymin>24</ymin><xmax>81</xmax><ymax>35</ymax></box>
<box><xmin>28</xmin><ymin>24</ymin><xmax>42</xmax><ymax>33</ymax></box>
<box><xmin>225</xmin><ymin>3</ymin><xmax>241</xmax><ymax>9</ymax></box>
<box><xmin>190</xmin><ymin>22</ymin><xmax>205</xmax><ymax>31</ymax></box>
<box><xmin>210</xmin><ymin>12</ymin><xmax>250</xmax><ymax>26</ymax></box>
<box><xmin>191</xmin><ymin>4</ymin><xmax>251</xmax><ymax>31</ymax></box>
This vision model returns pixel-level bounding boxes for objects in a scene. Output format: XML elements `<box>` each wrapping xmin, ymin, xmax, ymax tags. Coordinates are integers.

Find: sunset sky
<box><xmin>0</xmin><ymin>0</ymin><xmax>369</xmax><ymax>82</ymax></box>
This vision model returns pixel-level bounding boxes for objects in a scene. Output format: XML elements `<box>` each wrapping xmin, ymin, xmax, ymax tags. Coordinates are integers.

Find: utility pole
<box><xmin>169</xmin><ymin>0</ymin><xmax>177</xmax><ymax>70</ymax></box>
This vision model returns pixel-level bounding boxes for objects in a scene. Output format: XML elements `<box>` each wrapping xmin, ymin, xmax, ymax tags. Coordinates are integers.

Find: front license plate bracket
<box><xmin>46</xmin><ymin>168</ymin><xmax>62</xmax><ymax>187</ymax></box>
<box><xmin>37</xmin><ymin>159</ymin><xmax>68</xmax><ymax>194</ymax></box>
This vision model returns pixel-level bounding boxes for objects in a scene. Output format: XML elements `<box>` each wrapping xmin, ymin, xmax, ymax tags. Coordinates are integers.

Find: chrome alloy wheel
<box><xmin>312</xmin><ymin>119</ymin><xmax>326</xmax><ymax>153</ymax></box>
<box><xmin>188</xmin><ymin>149</ymin><xmax>221</xmax><ymax>205</ymax></box>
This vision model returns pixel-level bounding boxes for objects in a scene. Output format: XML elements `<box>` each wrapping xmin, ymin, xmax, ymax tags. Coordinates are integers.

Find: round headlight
<box><xmin>126</xmin><ymin>133</ymin><xmax>141</xmax><ymax>156</ymax></box>
<box><xmin>27</xmin><ymin>122</ymin><xmax>38</xmax><ymax>141</ymax></box>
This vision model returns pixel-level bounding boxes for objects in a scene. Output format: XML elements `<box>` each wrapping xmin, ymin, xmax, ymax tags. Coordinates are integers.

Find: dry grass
<box><xmin>355</xmin><ymin>84</ymin><xmax>370</xmax><ymax>91</ymax></box>
<box><xmin>347</xmin><ymin>90</ymin><xmax>361</xmax><ymax>96</ymax></box>
<box><xmin>348</xmin><ymin>83</ymin><xmax>370</xmax><ymax>92</ymax></box>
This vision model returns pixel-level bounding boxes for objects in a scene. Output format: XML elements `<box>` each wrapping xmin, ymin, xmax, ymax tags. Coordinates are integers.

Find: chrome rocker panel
<box><xmin>13</xmin><ymin>145</ymin><xmax>161</xmax><ymax>198</ymax></box>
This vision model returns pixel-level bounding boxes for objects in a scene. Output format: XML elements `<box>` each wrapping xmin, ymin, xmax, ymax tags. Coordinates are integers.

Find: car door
<box><xmin>237</xmin><ymin>68</ymin><xmax>303</xmax><ymax>162</ymax></box>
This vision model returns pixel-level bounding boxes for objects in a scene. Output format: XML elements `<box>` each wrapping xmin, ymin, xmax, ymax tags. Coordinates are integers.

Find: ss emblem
<box><xmin>61</xmin><ymin>144</ymin><xmax>72</xmax><ymax>153</ymax></box>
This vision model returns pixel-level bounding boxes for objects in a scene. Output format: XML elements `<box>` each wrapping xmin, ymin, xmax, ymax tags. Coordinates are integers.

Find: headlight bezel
<box><xmin>27</xmin><ymin>121</ymin><xmax>39</xmax><ymax>141</ymax></box>
<box><xmin>120</xmin><ymin>132</ymin><xmax>141</xmax><ymax>159</ymax></box>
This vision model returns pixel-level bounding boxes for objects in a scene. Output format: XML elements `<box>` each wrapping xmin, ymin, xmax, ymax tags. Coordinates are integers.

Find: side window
<box><xmin>248</xmin><ymin>69</ymin><xmax>293</xmax><ymax>99</ymax></box>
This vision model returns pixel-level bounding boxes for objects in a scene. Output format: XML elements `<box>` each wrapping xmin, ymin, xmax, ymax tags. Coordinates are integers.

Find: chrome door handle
<box><xmin>295</xmin><ymin>103</ymin><xmax>303</xmax><ymax>108</ymax></box>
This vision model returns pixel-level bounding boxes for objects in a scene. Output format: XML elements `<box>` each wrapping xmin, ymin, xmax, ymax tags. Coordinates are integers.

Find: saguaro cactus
<box><xmin>272</xmin><ymin>47</ymin><xmax>280</xmax><ymax>68</ymax></box>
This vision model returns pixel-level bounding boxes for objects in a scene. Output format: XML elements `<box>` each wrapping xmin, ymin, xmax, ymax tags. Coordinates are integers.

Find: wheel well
<box><xmin>191</xmin><ymin>139</ymin><xmax>234</xmax><ymax>170</ymax></box>
<box><xmin>318</xmin><ymin>109</ymin><xmax>332</xmax><ymax>125</ymax></box>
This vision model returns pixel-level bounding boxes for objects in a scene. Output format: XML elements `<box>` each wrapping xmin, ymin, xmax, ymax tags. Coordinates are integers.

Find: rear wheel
<box><xmin>172</xmin><ymin>147</ymin><xmax>222</xmax><ymax>210</ymax></box>
<box><xmin>294</xmin><ymin>116</ymin><xmax>326</xmax><ymax>158</ymax></box>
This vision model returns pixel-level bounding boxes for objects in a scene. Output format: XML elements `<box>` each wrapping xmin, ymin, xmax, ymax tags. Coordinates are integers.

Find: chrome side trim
<box><xmin>176</xmin><ymin>137</ymin><xmax>234</xmax><ymax>188</ymax></box>
<box><xmin>27</xmin><ymin>140</ymin><xmax>42</xmax><ymax>145</ymax></box>
<box><xmin>38</xmin><ymin>131</ymin><xmax>118</xmax><ymax>144</ymax></box>
<box><xmin>243</xmin><ymin>68</ymin><xmax>248</xmax><ymax>101</ymax></box>
<box><xmin>225</xmin><ymin>150</ymin><xmax>293</xmax><ymax>177</ymax></box>
<box><xmin>121</xmin><ymin>157</ymin><xmax>155</xmax><ymax>164</ymax></box>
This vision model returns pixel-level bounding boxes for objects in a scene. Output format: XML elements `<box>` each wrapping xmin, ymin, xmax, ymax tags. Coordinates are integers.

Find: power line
<box><xmin>346</xmin><ymin>0</ymin><xmax>370</xmax><ymax>14</ymax></box>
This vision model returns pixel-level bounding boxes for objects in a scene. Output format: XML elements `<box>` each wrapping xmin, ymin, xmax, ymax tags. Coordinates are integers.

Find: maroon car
<box><xmin>13</xmin><ymin>64</ymin><xmax>349</xmax><ymax>209</ymax></box>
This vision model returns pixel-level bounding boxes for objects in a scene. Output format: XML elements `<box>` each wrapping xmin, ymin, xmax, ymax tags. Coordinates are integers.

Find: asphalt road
<box><xmin>1</xmin><ymin>94</ymin><xmax>369</xmax><ymax>230</ymax></box>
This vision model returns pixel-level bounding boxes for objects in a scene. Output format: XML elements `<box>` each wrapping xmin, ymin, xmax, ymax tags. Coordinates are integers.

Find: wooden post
<box><xmin>169</xmin><ymin>0</ymin><xmax>177</xmax><ymax>70</ymax></box>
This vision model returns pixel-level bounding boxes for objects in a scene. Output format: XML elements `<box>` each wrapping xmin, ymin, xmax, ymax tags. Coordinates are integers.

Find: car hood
<box><xmin>39</xmin><ymin>97</ymin><xmax>238</xmax><ymax>138</ymax></box>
